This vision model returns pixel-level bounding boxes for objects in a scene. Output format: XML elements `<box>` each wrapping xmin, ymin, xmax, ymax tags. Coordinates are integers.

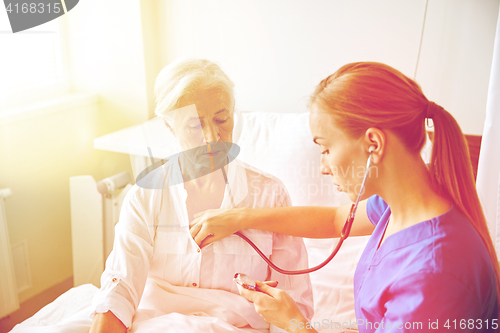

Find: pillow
<box><xmin>233</xmin><ymin>111</ymin><xmax>351</xmax><ymax>207</ymax></box>
<box><xmin>303</xmin><ymin>236</ymin><xmax>369</xmax><ymax>331</ymax></box>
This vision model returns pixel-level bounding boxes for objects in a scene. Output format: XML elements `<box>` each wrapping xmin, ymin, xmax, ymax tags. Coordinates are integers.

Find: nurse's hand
<box><xmin>189</xmin><ymin>207</ymin><xmax>248</xmax><ymax>248</ymax></box>
<box><xmin>237</xmin><ymin>281</ymin><xmax>315</xmax><ymax>333</ymax></box>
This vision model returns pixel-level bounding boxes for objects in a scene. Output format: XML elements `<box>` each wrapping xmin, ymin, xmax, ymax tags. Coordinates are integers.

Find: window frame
<box><xmin>0</xmin><ymin>17</ymin><xmax>71</xmax><ymax>111</ymax></box>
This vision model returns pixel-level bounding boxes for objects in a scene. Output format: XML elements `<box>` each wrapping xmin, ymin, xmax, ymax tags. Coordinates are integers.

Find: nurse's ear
<box><xmin>363</xmin><ymin>128</ymin><xmax>385</xmax><ymax>164</ymax></box>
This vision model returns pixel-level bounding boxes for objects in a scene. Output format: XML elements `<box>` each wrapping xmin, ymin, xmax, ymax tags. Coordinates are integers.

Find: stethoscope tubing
<box><xmin>226</xmin><ymin>154</ymin><xmax>373</xmax><ymax>275</ymax></box>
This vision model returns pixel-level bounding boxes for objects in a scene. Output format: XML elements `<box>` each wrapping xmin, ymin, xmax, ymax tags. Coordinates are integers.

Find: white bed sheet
<box><xmin>10</xmin><ymin>236</ymin><xmax>368</xmax><ymax>333</ymax></box>
<box><xmin>10</xmin><ymin>284</ymin><xmax>97</xmax><ymax>333</ymax></box>
<box><xmin>9</xmin><ymin>282</ymin><xmax>268</xmax><ymax>333</ymax></box>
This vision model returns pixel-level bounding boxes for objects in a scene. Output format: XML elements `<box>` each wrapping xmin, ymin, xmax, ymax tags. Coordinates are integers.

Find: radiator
<box><xmin>70</xmin><ymin>172</ymin><xmax>132</xmax><ymax>287</ymax></box>
<box><xmin>0</xmin><ymin>188</ymin><xmax>19</xmax><ymax>319</ymax></box>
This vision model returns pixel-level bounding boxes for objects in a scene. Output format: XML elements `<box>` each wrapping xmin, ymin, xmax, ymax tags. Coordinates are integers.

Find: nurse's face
<box><xmin>168</xmin><ymin>88</ymin><xmax>234</xmax><ymax>169</ymax></box>
<box><xmin>309</xmin><ymin>104</ymin><xmax>370</xmax><ymax>202</ymax></box>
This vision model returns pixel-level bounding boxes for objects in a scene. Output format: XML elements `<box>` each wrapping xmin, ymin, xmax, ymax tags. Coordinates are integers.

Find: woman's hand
<box><xmin>237</xmin><ymin>281</ymin><xmax>314</xmax><ymax>333</ymax></box>
<box><xmin>189</xmin><ymin>207</ymin><xmax>248</xmax><ymax>247</ymax></box>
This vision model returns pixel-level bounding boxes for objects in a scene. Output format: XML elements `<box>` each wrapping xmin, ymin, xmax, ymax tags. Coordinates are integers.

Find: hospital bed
<box><xmin>9</xmin><ymin>111</ymin><xmax>434</xmax><ymax>333</ymax></box>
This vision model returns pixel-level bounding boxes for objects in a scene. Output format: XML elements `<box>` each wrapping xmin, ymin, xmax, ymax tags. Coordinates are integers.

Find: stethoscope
<box><xmin>143</xmin><ymin>143</ymin><xmax>374</xmax><ymax>276</ymax></box>
<box><xmin>228</xmin><ymin>146</ymin><xmax>375</xmax><ymax>276</ymax></box>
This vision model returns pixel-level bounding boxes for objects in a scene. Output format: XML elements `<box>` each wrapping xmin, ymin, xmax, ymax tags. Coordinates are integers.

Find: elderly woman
<box><xmin>88</xmin><ymin>58</ymin><xmax>313</xmax><ymax>333</ymax></box>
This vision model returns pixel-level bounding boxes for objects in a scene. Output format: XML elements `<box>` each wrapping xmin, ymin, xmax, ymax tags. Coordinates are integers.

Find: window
<box><xmin>0</xmin><ymin>10</ymin><xmax>69</xmax><ymax>110</ymax></box>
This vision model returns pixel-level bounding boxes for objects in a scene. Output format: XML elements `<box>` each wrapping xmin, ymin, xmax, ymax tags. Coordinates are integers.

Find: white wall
<box><xmin>159</xmin><ymin>0</ymin><xmax>499</xmax><ymax>135</ymax></box>
<box><xmin>64</xmin><ymin>0</ymin><xmax>152</xmax><ymax>126</ymax></box>
<box><xmin>416</xmin><ymin>0</ymin><xmax>499</xmax><ymax>135</ymax></box>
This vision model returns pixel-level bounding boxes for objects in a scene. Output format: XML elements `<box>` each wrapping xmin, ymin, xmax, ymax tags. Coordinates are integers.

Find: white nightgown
<box><xmin>91</xmin><ymin>156</ymin><xmax>314</xmax><ymax>333</ymax></box>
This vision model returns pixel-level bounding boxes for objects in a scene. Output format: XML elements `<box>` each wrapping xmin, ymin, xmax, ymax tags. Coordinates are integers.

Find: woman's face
<box><xmin>309</xmin><ymin>104</ymin><xmax>371</xmax><ymax>202</ymax></box>
<box><xmin>168</xmin><ymin>88</ymin><xmax>234</xmax><ymax>169</ymax></box>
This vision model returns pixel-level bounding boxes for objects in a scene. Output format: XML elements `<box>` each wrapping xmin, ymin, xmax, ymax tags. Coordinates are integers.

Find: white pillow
<box><xmin>303</xmin><ymin>237</ymin><xmax>369</xmax><ymax>332</ymax></box>
<box><xmin>234</xmin><ymin>111</ymin><xmax>351</xmax><ymax>207</ymax></box>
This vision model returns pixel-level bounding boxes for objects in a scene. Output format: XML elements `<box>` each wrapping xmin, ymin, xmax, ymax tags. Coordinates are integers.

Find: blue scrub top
<box><xmin>354</xmin><ymin>195</ymin><xmax>498</xmax><ymax>332</ymax></box>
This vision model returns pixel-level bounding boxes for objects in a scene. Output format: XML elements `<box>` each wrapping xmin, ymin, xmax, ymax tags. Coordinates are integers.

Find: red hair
<box><xmin>311</xmin><ymin>62</ymin><xmax>500</xmax><ymax>321</ymax></box>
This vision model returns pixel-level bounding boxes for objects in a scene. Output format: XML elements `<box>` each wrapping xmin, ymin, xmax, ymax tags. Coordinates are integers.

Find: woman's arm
<box><xmin>190</xmin><ymin>200</ymin><xmax>374</xmax><ymax>247</ymax></box>
<box><xmin>91</xmin><ymin>188</ymin><xmax>154</xmax><ymax>329</ymax></box>
<box><xmin>89</xmin><ymin>311</ymin><xmax>126</xmax><ymax>333</ymax></box>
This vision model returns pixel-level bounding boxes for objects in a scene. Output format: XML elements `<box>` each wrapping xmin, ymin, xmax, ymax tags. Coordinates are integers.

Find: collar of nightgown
<box><xmin>170</xmin><ymin>154</ymin><xmax>248</xmax><ymax>227</ymax></box>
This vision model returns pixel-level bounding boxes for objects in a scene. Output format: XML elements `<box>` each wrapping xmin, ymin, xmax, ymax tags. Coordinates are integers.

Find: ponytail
<box><xmin>429</xmin><ymin>104</ymin><xmax>500</xmax><ymax>322</ymax></box>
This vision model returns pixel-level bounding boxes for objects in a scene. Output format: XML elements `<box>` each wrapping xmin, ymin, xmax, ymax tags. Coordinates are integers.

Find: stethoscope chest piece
<box><xmin>233</xmin><ymin>273</ymin><xmax>257</xmax><ymax>290</ymax></box>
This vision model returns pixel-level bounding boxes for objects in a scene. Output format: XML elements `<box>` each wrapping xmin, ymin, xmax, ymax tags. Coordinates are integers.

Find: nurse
<box><xmin>190</xmin><ymin>62</ymin><xmax>500</xmax><ymax>332</ymax></box>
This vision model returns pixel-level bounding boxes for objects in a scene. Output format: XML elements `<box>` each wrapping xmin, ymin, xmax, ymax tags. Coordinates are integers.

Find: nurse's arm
<box><xmin>190</xmin><ymin>200</ymin><xmax>374</xmax><ymax>247</ymax></box>
<box><xmin>248</xmin><ymin>200</ymin><xmax>374</xmax><ymax>238</ymax></box>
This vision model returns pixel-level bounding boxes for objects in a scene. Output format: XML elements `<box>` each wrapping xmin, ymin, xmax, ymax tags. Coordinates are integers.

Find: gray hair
<box><xmin>153</xmin><ymin>58</ymin><xmax>235</xmax><ymax>124</ymax></box>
